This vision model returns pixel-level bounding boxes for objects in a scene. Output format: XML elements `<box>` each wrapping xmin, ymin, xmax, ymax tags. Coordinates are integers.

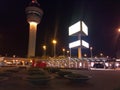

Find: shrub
<box><xmin>57</xmin><ymin>70</ymin><xmax>72</xmax><ymax>77</ymax></box>
<box><xmin>66</xmin><ymin>73</ymin><xmax>89</xmax><ymax>78</ymax></box>
<box><xmin>44</xmin><ymin>67</ymin><xmax>60</xmax><ymax>73</ymax></box>
<box><xmin>64</xmin><ymin>73</ymin><xmax>91</xmax><ymax>83</ymax></box>
<box><xmin>26</xmin><ymin>69</ymin><xmax>52</xmax><ymax>85</ymax></box>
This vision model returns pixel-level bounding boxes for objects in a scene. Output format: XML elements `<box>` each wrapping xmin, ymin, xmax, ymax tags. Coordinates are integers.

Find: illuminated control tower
<box><xmin>25</xmin><ymin>0</ymin><xmax>43</xmax><ymax>57</ymax></box>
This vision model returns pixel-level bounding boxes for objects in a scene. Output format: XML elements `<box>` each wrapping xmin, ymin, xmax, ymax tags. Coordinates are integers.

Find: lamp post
<box><xmin>62</xmin><ymin>48</ymin><xmax>65</xmax><ymax>56</ymax></box>
<box><xmin>43</xmin><ymin>45</ymin><xmax>46</xmax><ymax>57</ymax></box>
<box><xmin>84</xmin><ymin>54</ymin><xmax>87</xmax><ymax>58</ymax></box>
<box><xmin>67</xmin><ymin>50</ymin><xmax>70</xmax><ymax>57</ymax></box>
<box><xmin>100</xmin><ymin>53</ymin><xmax>103</xmax><ymax>57</ymax></box>
<box><xmin>70</xmin><ymin>48</ymin><xmax>71</xmax><ymax>58</ymax></box>
<box><xmin>52</xmin><ymin>39</ymin><xmax>57</xmax><ymax>57</ymax></box>
<box><xmin>116</xmin><ymin>29</ymin><xmax>120</xmax><ymax>58</ymax></box>
<box><xmin>90</xmin><ymin>47</ymin><xmax>93</xmax><ymax>58</ymax></box>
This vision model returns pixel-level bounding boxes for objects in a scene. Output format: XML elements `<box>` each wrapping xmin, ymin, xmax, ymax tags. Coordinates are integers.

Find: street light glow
<box><xmin>118</xmin><ymin>29</ymin><xmax>120</xmax><ymax>32</ymax></box>
<box><xmin>62</xmin><ymin>48</ymin><xmax>65</xmax><ymax>52</ymax></box>
<box><xmin>100</xmin><ymin>53</ymin><xmax>103</xmax><ymax>56</ymax></box>
<box><xmin>90</xmin><ymin>47</ymin><xmax>93</xmax><ymax>50</ymax></box>
<box><xmin>52</xmin><ymin>39</ymin><xmax>57</xmax><ymax>57</ymax></box>
<box><xmin>67</xmin><ymin>50</ymin><xmax>70</xmax><ymax>53</ymax></box>
<box><xmin>43</xmin><ymin>45</ymin><xmax>46</xmax><ymax>50</ymax></box>
<box><xmin>52</xmin><ymin>40</ymin><xmax>57</xmax><ymax>44</ymax></box>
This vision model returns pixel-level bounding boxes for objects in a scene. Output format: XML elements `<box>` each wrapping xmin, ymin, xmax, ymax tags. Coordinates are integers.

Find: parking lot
<box><xmin>0</xmin><ymin>68</ymin><xmax>120</xmax><ymax>90</ymax></box>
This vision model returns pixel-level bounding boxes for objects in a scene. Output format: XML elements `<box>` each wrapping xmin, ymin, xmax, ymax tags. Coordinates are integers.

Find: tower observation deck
<box><xmin>25</xmin><ymin>0</ymin><xmax>43</xmax><ymax>57</ymax></box>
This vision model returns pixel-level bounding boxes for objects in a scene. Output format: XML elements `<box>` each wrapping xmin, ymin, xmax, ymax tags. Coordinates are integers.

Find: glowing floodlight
<box><xmin>69</xmin><ymin>40</ymin><xmax>81</xmax><ymax>48</ymax></box>
<box><xmin>82</xmin><ymin>40</ymin><xmax>89</xmax><ymax>48</ymax></box>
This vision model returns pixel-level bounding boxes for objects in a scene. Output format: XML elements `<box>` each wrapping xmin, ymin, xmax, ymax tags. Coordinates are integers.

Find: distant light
<box><xmin>90</xmin><ymin>47</ymin><xmax>93</xmax><ymax>50</ymax></box>
<box><xmin>79</xmin><ymin>62</ymin><xmax>82</xmax><ymax>67</ymax></box>
<box><xmin>91</xmin><ymin>62</ymin><xmax>94</xmax><ymax>67</ymax></box>
<box><xmin>100</xmin><ymin>53</ymin><xmax>103</xmax><ymax>56</ymax></box>
<box><xmin>105</xmin><ymin>63</ymin><xmax>109</xmax><ymax>67</ymax></box>
<box><xmin>52</xmin><ymin>40</ymin><xmax>57</xmax><ymax>44</ymax></box>
<box><xmin>30</xmin><ymin>60</ymin><xmax>32</xmax><ymax>63</ymax></box>
<box><xmin>67</xmin><ymin>50</ymin><xmax>70</xmax><ymax>53</ymax></box>
<box><xmin>62</xmin><ymin>48</ymin><xmax>65</xmax><ymax>52</ymax></box>
<box><xmin>43</xmin><ymin>45</ymin><xmax>46</xmax><ymax>50</ymax></box>
<box><xmin>116</xmin><ymin>63</ymin><xmax>119</xmax><ymax>67</ymax></box>
<box><xmin>118</xmin><ymin>29</ymin><xmax>120</xmax><ymax>32</ymax></box>
<box><xmin>116</xmin><ymin>59</ymin><xmax>120</xmax><ymax>61</ymax></box>
<box><xmin>32</xmin><ymin>0</ymin><xmax>35</xmax><ymax>3</ymax></box>
<box><xmin>107</xmin><ymin>56</ymin><xmax>109</xmax><ymax>58</ymax></box>
<box><xmin>84</xmin><ymin>54</ymin><xmax>87</xmax><ymax>57</ymax></box>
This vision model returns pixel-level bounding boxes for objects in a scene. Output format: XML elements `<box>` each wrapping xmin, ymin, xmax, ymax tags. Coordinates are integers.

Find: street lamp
<box><xmin>90</xmin><ymin>47</ymin><xmax>93</xmax><ymax>58</ymax></box>
<box><xmin>118</xmin><ymin>29</ymin><xmax>120</xmax><ymax>32</ymax></box>
<box><xmin>67</xmin><ymin>50</ymin><xmax>70</xmax><ymax>57</ymax></box>
<box><xmin>100</xmin><ymin>53</ymin><xmax>103</xmax><ymax>57</ymax></box>
<box><xmin>116</xmin><ymin>28</ymin><xmax>120</xmax><ymax>58</ymax></box>
<box><xmin>62</xmin><ymin>48</ymin><xmax>65</xmax><ymax>56</ymax></box>
<box><xmin>52</xmin><ymin>39</ymin><xmax>57</xmax><ymax>57</ymax></box>
<box><xmin>84</xmin><ymin>54</ymin><xmax>87</xmax><ymax>57</ymax></box>
<box><xmin>43</xmin><ymin>45</ymin><xmax>46</xmax><ymax>57</ymax></box>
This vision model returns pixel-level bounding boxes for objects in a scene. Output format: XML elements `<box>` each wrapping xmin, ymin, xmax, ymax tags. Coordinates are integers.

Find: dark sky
<box><xmin>0</xmin><ymin>0</ymin><xmax>119</xmax><ymax>58</ymax></box>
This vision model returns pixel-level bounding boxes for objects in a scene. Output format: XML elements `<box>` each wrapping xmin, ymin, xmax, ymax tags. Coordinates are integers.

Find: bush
<box><xmin>44</xmin><ymin>67</ymin><xmax>60</xmax><ymax>73</ymax></box>
<box><xmin>26</xmin><ymin>68</ymin><xmax>52</xmax><ymax>85</ymax></box>
<box><xmin>66</xmin><ymin>73</ymin><xmax>89</xmax><ymax>78</ymax></box>
<box><xmin>64</xmin><ymin>73</ymin><xmax>91</xmax><ymax>83</ymax></box>
<box><xmin>57</xmin><ymin>70</ymin><xmax>72</xmax><ymax>77</ymax></box>
<box><xmin>27</xmin><ymin>67</ymin><xmax>46</xmax><ymax>75</ymax></box>
<box><xmin>27</xmin><ymin>75</ymin><xmax>51</xmax><ymax>80</ymax></box>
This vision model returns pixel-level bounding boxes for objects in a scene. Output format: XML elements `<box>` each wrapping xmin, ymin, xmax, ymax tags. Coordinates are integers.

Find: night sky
<box><xmin>0</xmin><ymin>0</ymin><xmax>120</xmax><ymax>58</ymax></box>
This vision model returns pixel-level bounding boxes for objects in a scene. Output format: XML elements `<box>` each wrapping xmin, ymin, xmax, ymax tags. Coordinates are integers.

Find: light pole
<box><xmin>70</xmin><ymin>48</ymin><xmax>71</xmax><ymax>58</ymax></box>
<box><xmin>62</xmin><ymin>48</ymin><xmax>65</xmax><ymax>56</ymax></box>
<box><xmin>90</xmin><ymin>47</ymin><xmax>93</xmax><ymax>58</ymax></box>
<box><xmin>100</xmin><ymin>53</ymin><xmax>103</xmax><ymax>57</ymax></box>
<box><xmin>43</xmin><ymin>45</ymin><xmax>46</xmax><ymax>57</ymax></box>
<box><xmin>84</xmin><ymin>54</ymin><xmax>87</xmax><ymax>58</ymax></box>
<box><xmin>116</xmin><ymin>29</ymin><xmax>120</xmax><ymax>58</ymax></box>
<box><xmin>52</xmin><ymin>39</ymin><xmax>57</xmax><ymax>57</ymax></box>
<box><xmin>67</xmin><ymin>50</ymin><xmax>70</xmax><ymax>57</ymax></box>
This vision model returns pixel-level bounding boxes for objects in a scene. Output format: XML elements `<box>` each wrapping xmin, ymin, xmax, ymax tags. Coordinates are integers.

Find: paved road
<box><xmin>70</xmin><ymin>69</ymin><xmax>120</xmax><ymax>90</ymax></box>
<box><xmin>0</xmin><ymin>69</ymin><xmax>120</xmax><ymax>90</ymax></box>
